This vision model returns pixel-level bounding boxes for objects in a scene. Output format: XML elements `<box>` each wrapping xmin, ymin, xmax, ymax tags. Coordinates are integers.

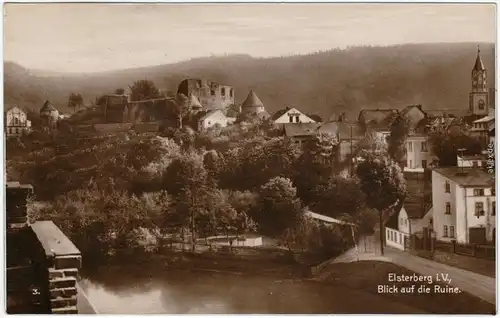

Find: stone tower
<box><xmin>469</xmin><ymin>46</ymin><xmax>489</xmax><ymax>116</ymax></box>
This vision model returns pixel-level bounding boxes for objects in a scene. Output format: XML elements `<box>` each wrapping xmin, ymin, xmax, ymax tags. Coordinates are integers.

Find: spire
<box><xmin>473</xmin><ymin>45</ymin><xmax>486</xmax><ymax>71</ymax></box>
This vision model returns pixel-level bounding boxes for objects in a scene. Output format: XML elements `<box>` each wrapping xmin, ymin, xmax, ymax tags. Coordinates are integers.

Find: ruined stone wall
<box><xmin>177</xmin><ymin>78</ymin><xmax>235</xmax><ymax>111</ymax></box>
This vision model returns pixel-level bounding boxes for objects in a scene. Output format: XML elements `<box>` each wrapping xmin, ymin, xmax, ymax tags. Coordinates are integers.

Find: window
<box><xmin>421</xmin><ymin>141</ymin><xmax>427</xmax><ymax>152</ymax></box>
<box><xmin>230</xmin><ymin>89</ymin><xmax>233</xmax><ymax>98</ymax></box>
<box><xmin>475</xmin><ymin>202</ymin><xmax>485</xmax><ymax>217</ymax></box>
<box><xmin>445</xmin><ymin>202</ymin><xmax>451</xmax><ymax>214</ymax></box>
<box><xmin>221</xmin><ymin>88</ymin><xmax>226</xmax><ymax>97</ymax></box>
<box><xmin>445</xmin><ymin>181</ymin><xmax>450</xmax><ymax>193</ymax></box>
<box><xmin>399</xmin><ymin>233</ymin><xmax>402</xmax><ymax>244</ymax></box>
<box><xmin>210</xmin><ymin>89</ymin><xmax>215</xmax><ymax>96</ymax></box>
<box><xmin>443</xmin><ymin>225</ymin><xmax>448</xmax><ymax>237</ymax></box>
<box><xmin>474</xmin><ymin>189</ymin><xmax>485</xmax><ymax>196</ymax></box>
<box><xmin>408</xmin><ymin>141</ymin><xmax>413</xmax><ymax>151</ymax></box>
<box><xmin>450</xmin><ymin>226</ymin><xmax>455</xmax><ymax>238</ymax></box>
<box><xmin>404</xmin><ymin>219</ymin><xmax>408</xmax><ymax>227</ymax></box>
<box><xmin>409</xmin><ymin>160</ymin><xmax>413</xmax><ymax>168</ymax></box>
<box><xmin>479</xmin><ymin>100</ymin><xmax>485</xmax><ymax>110</ymax></box>
<box><xmin>492</xmin><ymin>188</ymin><xmax>496</xmax><ymax>196</ymax></box>
<box><xmin>289</xmin><ymin>116</ymin><xmax>293</xmax><ymax>123</ymax></box>
<box><xmin>422</xmin><ymin>160</ymin><xmax>427</xmax><ymax>169</ymax></box>
<box><xmin>295</xmin><ymin>116</ymin><xmax>300</xmax><ymax>123</ymax></box>
<box><xmin>493</xmin><ymin>202</ymin><xmax>496</xmax><ymax>216</ymax></box>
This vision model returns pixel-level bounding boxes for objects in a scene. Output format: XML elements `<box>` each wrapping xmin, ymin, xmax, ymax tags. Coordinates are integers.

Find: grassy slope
<box><xmin>4</xmin><ymin>42</ymin><xmax>495</xmax><ymax>119</ymax></box>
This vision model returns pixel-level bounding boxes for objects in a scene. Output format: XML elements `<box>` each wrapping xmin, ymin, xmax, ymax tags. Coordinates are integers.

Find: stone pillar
<box><xmin>31</xmin><ymin>221</ymin><xmax>82</xmax><ymax>314</ymax></box>
<box><xmin>6</xmin><ymin>182</ymin><xmax>33</xmax><ymax>230</ymax></box>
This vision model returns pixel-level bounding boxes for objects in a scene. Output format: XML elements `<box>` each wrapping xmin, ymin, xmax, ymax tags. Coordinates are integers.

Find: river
<box><xmin>80</xmin><ymin>261</ymin><xmax>423</xmax><ymax>314</ymax></box>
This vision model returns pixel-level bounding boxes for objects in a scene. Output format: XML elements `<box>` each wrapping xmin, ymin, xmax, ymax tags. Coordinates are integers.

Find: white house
<box><xmin>385</xmin><ymin>174</ymin><xmax>432</xmax><ymax>250</ymax></box>
<box><xmin>198</xmin><ymin>109</ymin><xmax>229</xmax><ymax>131</ymax></box>
<box><xmin>432</xmin><ymin>167</ymin><xmax>495</xmax><ymax>245</ymax></box>
<box><xmin>404</xmin><ymin>134</ymin><xmax>436</xmax><ymax>172</ymax></box>
<box><xmin>5</xmin><ymin>106</ymin><xmax>31</xmax><ymax>137</ymax></box>
<box><xmin>272</xmin><ymin>106</ymin><xmax>316</xmax><ymax>124</ymax></box>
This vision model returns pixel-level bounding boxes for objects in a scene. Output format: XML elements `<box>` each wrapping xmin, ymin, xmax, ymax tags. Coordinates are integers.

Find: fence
<box><xmin>435</xmin><ymin>240</ymin><xmax>495</xmax><ymax>261</ymax></box>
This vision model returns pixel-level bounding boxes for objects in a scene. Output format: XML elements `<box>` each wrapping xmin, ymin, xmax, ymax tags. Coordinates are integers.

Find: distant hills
<box><xmin>4</xmin><ymin>42</ymin><xmax>495</xmax><ymax>119</ymax></box>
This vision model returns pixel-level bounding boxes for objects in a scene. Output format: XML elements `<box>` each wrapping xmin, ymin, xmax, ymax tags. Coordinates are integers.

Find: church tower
<box><xmin>469</xmin><ymin>46</ymin><xmax>489</xmax><ymax>116</ymax></box>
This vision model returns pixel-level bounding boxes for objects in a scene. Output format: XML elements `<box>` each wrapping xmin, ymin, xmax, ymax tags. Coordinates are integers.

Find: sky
<box><xmin>3</xmin><ymin>3</ymin><xmax>497</xmax><ymax>73</ymax></box>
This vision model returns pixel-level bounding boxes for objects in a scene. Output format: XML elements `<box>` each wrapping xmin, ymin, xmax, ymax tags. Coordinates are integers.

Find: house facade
<box><xmin>432</xmin><ymin>167</ymin><xmax>495</xmax><ymax>245</ymax></box>
<box><xmin>404</xmin><ymin>134</ymin><xmax>436</xmax><ymax>172</ymax></box>
<box><xmin>5</xmin><ymin>106</ymin><xmax>31</xmax><ymax>137</ymax></box>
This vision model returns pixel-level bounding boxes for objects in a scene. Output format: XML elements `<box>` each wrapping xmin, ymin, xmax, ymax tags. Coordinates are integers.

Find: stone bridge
<box><xmin>6</xmin><ymin>181</ymin><xmax>98</xmax><ymax>314</ymax></box>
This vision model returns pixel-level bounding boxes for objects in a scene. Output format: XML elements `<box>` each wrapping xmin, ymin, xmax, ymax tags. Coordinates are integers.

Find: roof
<box><xmin>242</xmin><ymin>90</ymin><xmax>264</xmax><ymax>109</ymax></box>
<box><xmin>283</xmin><ymin>123</ymin><xmax>321</xmax><ymax>137</ymax></box>
<box><xmin>271</xmin><ymin>107</ymin><xmax>292</xmax><ymax>121</ymax></box>
<box><xmin>304</xmin><ymin>210</ymin><xmax>356</xmax><ymax>227</ymax></box>
<box><xmin>403</xmin><ymin>177</ymin><xmax>431</xmax><ymax>219</ymax></box>
<box><xmin>358</xmin><ymin>109</ymin><xmax>397</xmax><ymax>123</ymax></box>
<box><xmin>40</xmin><ymin>100</ymin><xmax>58</xmax><ymax>113</ymax></box>
<box><xmin>474</xmin><ymin>115</ymin><xmax>494</xmax><ymax>123</ymax></box>
<box><xmin>473</xmin><ymin>48</ymin><xmax>486</xmax><ymax>71</ymax></box>
<box><xmin>318</xmin><ymin>121</ymin><xmax>364</xmax><ymax>139</ymax></box>
<box><xmin>93</xmin><ymin>123</ymin><xmax>133</xmax><ymax>133</ymax></box>
<box><xmin>188</xmin><ymin>94</ymin><xmax>203</xmax><ymax>109</ymax></box>
<box><xmin>434</xmin><ymin>167</ymin><xmax>494</xmax><ymax>187</ymax></box>
<box><xmin>199</xmin><ymin>109</ymin><xmax>225</xmax><ymax>121</ymax></box>
<box><xmin>425</xmin><ymin>109</ymin><xmax>467</xmax><ymax>118</ymax></box>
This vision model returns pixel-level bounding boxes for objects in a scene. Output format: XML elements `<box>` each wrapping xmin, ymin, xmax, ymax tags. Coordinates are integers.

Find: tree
<box><xmin>309</xmin><ymin>175</ymin><xmax>366</xmax><ymax>220</ymax></box>
<box><xmin>115</xmin><ymin>88</ymin><xmax>125</xmax><ymax>95</ymax></box>
<box><xmin>387</xmin><ymin>114</ymin><xmax>411</xmax><ymax>165</ymax></box>
<box><xmin>129</xmin><ymin>80</ymin><xmax>160</xmax><ymax>102</ymax></box>
<box><xmin>255</xmin><ymin>177</ymin><xmax>303</xmax><ymax>237</ymax></box>
<box><xmin>68</xmin><ymin>93</ymin><xmax>84</xmax><ymax>112</ymax></box>
<box><xmin>355</xmin><ymin>150</ymin><xmax>406</xmax><ymax>255</ymax></box>
<box><xmin>173</xmin><ymin>93</ymin><xmax>190</xmax><ymax>129</ymax></box>
<box><xmin>295</xmin><ymin>133</ymin><xmax>338</xmax><ymax>204</ymax></box>
<box><xmin>428</xmin><ymin>129</ymin><xmax>482</xmax><ymax>167</ymax></box>
<box><xmin>163</xmin><ymin>152</ymin><xmax>208</xmax><ymax>252</ymax></box>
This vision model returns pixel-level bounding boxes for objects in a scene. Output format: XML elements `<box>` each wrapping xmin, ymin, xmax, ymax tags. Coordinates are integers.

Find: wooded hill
<box><xmin>4</xmin><ymin>42</ymin><xmax>495</xmax><ymax>119</ymax></box>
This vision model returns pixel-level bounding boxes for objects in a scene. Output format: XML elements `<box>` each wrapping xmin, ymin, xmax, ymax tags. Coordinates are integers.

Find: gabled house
<box><xmin>318</xmin><ymin>121</ymin><xmax>365</xmax><ymax>163</ymax></box>
<box><xmin>357</xmin><ymin>108</ymin><xmax>398</xmax><ymax>139</ymax></box>
<box><xmin>197</xmin><ymin>109</ymin><xmax>230</xmax><ymax>131</ymax></box>
<box><xmin>40</xmin><ymin>100</ymin><xmax>60</xmax><ymax>128</ymax></box>
<box><xmin>385</xmin><ymin>173</ymin><xmax>432</xmax><ymax>250</ymax></box>
<box><xmin>271</xmin><ymin>106</ymin><xmax>316</xmax><ymax>124</ymax></box>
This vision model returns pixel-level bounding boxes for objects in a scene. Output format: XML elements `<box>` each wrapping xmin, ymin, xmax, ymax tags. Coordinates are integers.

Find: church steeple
<box><xmin>471</xmin><ymin>45</ymin><xmax>487</xmax><ymax>93</ymax></box>
<box><xmin>469</xmin><ymin>45</ymin><xmax>489</xmax><ymax>116</ymax></box>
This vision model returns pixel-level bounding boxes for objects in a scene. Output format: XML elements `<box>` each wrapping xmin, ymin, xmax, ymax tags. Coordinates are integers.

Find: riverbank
<box><xmin>317</xmin><ymin>261</ymin><xmax>495</xmax><ymax>314</ymax></box>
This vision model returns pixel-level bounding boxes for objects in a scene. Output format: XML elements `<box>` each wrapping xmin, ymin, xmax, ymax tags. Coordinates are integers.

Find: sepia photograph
<box><xmin>3</xmin><ymin>2</ymin><xmax>497</xmax><ymax>314</ymax></box>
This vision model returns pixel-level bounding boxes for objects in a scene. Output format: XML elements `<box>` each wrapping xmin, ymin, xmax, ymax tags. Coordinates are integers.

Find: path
<box><xmin>323</xmin><ymin>235</ymin><xmax>496</xmax><ymax>305</ymax></box>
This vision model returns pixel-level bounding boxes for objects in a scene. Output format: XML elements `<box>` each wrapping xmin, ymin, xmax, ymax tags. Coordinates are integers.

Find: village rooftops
<box><xmin>434</xmin><ymin>167</ymin><xmax>494</xmax><ymax>187</ymax></box>
<box><xmin>474</xmin><ymin>115</ymin><xmax>495</xmax><ymax>123</ymax></box>
<box><xmin>318</xmin><ymin>121</ymin><xmax>365</xmax><ymax>139</ymax></box>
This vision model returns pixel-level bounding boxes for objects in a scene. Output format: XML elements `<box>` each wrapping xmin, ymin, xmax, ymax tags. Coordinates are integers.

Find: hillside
<box><xmin>4</xmin><ymin>42</ymin><xmax>495</xmax><ymax>118</ymax></box>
